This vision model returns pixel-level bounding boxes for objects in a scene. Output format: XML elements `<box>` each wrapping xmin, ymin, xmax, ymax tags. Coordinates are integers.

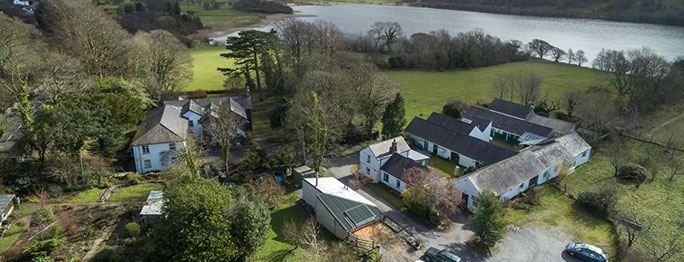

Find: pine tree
<box><xmin>468</xmin><ymin>190</ymin><xmax>507</xmax><ymax>249</ymax></box>
<box><xmin>381</xmin><ymin>93</ymin><xmax>406</xmax><ymax>139</ymax></box>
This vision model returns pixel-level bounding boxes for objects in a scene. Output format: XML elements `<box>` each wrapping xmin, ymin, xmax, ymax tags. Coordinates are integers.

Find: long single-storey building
<box><xmin>463</xmin><ymin>106</ymin><xmax>555</xmax><ymax>145</ymax></box>
<box><xmin>302</xmin><ymin>177</ymin><xmax>384</xmax><ymax>239</ymax></box>
<box><xmin>405</xmin><ymin>116</ymin><xmax>516</xmax><ymax>168</ymax></box>
<box><xmin>453</xmin><ymin>131</ymin><xmax>591</xmax><ymax>209</ymax></box>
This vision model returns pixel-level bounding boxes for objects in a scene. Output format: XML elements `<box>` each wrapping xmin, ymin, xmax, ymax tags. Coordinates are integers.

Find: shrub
<box><xmin>91</xmin><ymin>249</ymin><xmax>122</xmax><ymax>262</ymax></box>
<box><xmin>577</xmin><ymin>188</ymin><xmax>618</xmax><ymax>219</ymax></box>
<box><xmin>183</xmin><ymin>90</ymin><xmax>207</xmax><ymax>99</ymax></box>
<box><xmin>617</xmin><ymin>163</ymin><xmax>647</xmax><ymax>184</ymax></box>
<box><xmin>442</xmin><ymin>100</ymin><xmax>469</xmax><ymax>119</ymax></box>
<box><xmin>126</xmin><ymin>237</ymin><xmax>137</xmax><ymax>247</ymax></box>
<box><xmin>23</xmin><ymin>226</ymin><xmax>67</xmax><ymax>258</ymax></box>
<box><xmin>125</xmin><ymin>173</ymin><xmax>141</xmax><ymax>185</ymax></box>
<box><xmin>124</xmin><ymin>222</ymin><xmax>141</xmax><ymax>237</ymax></box>
<box><xmin>47</xmin><ymin>184</ymin><xmax>64</xmax><ymax>198</ymax></box>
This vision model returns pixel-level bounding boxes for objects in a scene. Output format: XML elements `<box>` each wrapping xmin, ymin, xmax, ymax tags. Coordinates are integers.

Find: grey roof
<box><xmin>463</xmin><ymin>107</ymin><xmax>555</xmax><ymax>137</ymax></box>
<box><xmin>316</xmin><ymin>193</ymin><xmax>383</xmax><ymax>231</ymax></box>
<box><xmin>488</xmin><ymin>98</ymin><xmax>534</xmax><ymax>120</ymax></box>
<box><xmin>368</xmin><ymin>137</ymin><xmax>411</xmax><ymax>160</ymax></box>
<box><xmin>165</xmin><ymin>96</ymin><xmax>250</xmax><ymax>120</ymax></box>
<box><xmin>132</xmin><ymin>106</ymin><xmax>188</xmax><ymax>146</ymax></box>
<box><xmin>426</xmin><ymin>112</ymin><xmax>480</xmax><ymax>135</ymax></box>
<box><xmin>528</xmin><ymin>115</ymin><xmax>575</xmax><ymax>135</ymax></box>
<box><xmin>405</xmin><ymin>117</ymin><xmax>516</xmax><ymax>165</ymax></box>
<box><xmin>380</xmin><ymin>153</ymin><xmax>427</xmax><ymax>183</ymax></box>
<box><xmin>0</xmin><ymin>112</ymin><xmax>23</xmax><ymax>154</ymax></box>
<box><xmin>0</xmin><ymin>194</ymin><xmax>14</xmax><ymax>209</ymax></box>
<box><xmin>467</xmin><ymin>115</ymin><xmax>493</xmax><ymax>132</ymax></box>
<box><xmin>459</xmin><ymin>131</ymin><xmax>590</xmax><ymax>195</ymax></box>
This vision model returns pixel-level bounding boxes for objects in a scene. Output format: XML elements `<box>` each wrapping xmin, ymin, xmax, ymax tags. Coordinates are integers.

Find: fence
<box><xmin>346</xmin><ymin>232</ymin><xmax>378</xmax><ymax>250</ymax></box>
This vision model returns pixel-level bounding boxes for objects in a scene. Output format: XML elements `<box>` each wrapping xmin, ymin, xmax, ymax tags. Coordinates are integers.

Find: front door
<box><xmin>424</xmin><ymin>140</ymin><xmax>428</xmax><ymax>150</ymax></box>
<box><xmin>461</xmin><ymin>193</ymin><xmax>469</xmax><ymax>207</ymax></box>
<box><xmin>433</xmin><ymin>144</ymin><xmax>438</xmax><ymax>154</ymax></box>
<box><xmin>451</xmin><ymin>151</ymin><xmax>459</xmax><ymax>163</ymax></box>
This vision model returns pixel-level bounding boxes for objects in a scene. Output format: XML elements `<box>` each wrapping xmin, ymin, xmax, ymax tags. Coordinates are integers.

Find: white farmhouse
<box><xmin>131</xmin><ymin>106</ymin><xmax>187</xmax><ymax>174</ymax></box>
<box><xmin>359</xmin><ymin>137</ymin><xmax>428</xmax><ymax>182</ymax></box>
<box><xmin>453</xmin><ymin>131</ymin><xmax>591</xmax><ymax>209</ymax></box>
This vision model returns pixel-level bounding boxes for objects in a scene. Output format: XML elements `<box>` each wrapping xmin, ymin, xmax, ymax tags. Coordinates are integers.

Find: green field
<box><xmin>384</xmin><ymin>59</ymin><xmax>609</xmax><ymax>123</ymax></box>
<box><xmin>181</xmin><ymin>2</ymin><xmax>265</xmax><ymax>30</ymax></box>
<box><xmin>108</xmin><ymin>183</ymin><xmax>164</xmax><ymax>202</ymax></box>
<box><xmin>188</xmin><ymin>45</ymin><xmax>233</xmax><ymax>91</ymax></box>
<box><xmin>71</xmin><ymin>188</ymin><xmax>106</xmax><ymax>203</ymax></box>
<box><xmin>505</xmin><ymin>185</ymin><xmax>616</xmax><ymax>258</ymax></box>
<box><xmin>563</xmin><ymin>138</ymin><xmax>684</xmax><ymax>261</ymax></box>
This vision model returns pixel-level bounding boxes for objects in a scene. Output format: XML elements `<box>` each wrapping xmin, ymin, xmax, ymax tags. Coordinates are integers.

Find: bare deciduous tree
<box><xmin>575</xmin><ymin>50</ymin><xmax>587</xmax><ymax>66</ymax></box>
<box><xmin>207</xmin><ymin>100</ymin><xmax>245</xmax><ymax>170</ymax></box>
<box><xmin>528</xmin><ymin>39</ymin><xmax>553</xmax><ymax>59</ymax></box>
<box><xmin>282</xmin><ymin>217</ymin><xmax>326</xmax><ymax>258</ymax></box>
<box><xmin>250</xmin><ymin>173</ymin><xmax>285</xmax><ymax>208</ymax></box>
<box><xmin>368</xmin><ymin>21</ymin><xmax>402</xmax><ymax>53</ymax></box>
<box><xmin>515</xmin><ymin>71</ymin><xmax>542</xmax><ymax>106</ymax></box>
<box><xmin>550</xmin><ymin>47</ymin><xmax>566</xmax><ymax>62</ymax></box>
<box><xmin>567</xmin><ymin>48</ymin><xmax>575</xmax><ymax>64</ymax></box>
<box><xmin>563</xmin><ymin>91</ymin><xmax>582</xmax><ymax>117</ymax></box>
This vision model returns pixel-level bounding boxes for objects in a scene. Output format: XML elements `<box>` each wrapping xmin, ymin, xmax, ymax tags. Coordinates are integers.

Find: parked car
<box><xmin>423</xmin><ymin>247</ymin><xmax>461</xmax><ymax>262</ymax></box>
<box><xmin>565</xmin><ymin>242</ymin><xmax>609</xmax><ymax>262</ymax></box>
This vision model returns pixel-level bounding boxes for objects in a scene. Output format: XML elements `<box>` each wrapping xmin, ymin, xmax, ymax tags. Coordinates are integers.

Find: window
<box><xmin>169</xmin><ymin>143</ymin><xmax>176</xmax><ymax>151</ymax></box>
<box><xmin>582</xmin><ymin>150</ymin><xmax>588</xmax><ymax>158</ymax></box>
<box><xmin>144</xmin><ymin>160</ymin><xmax>152</xmax><ymax>168</ymax></box>
<box><xmin>142</xmin><ymin>145</ymin><xmax>150</xmax><ymax>154</ymax></box>
<box><xmin>188</xmin><ymin>120</ymin><xmax>194</xmax><ymax>127</ymax></box>
<box><xmin>519</xmin><ymin>183</ymin><xmax>525</xmax><ymax>189</ymax></box>
<box><xmin>367</xmin><ymin>155</ymin><xmax>370</xmax><ymax>163</ymax></box>
<box><xmin>396</xmin><ymin>180</ymin><xmax>401</xmax><ymax>189</ymax></box>
<box><xmin>383</xmin><ymin>173</ymin><xmax>389</xmax><ymax>182</ymax></box>
<box><xmin>472</xmin><ymin>196</ymin><xmax>479</xmax><ymax>207</ymax></box>
<box><xmin>366</xmin><ymin>167</ymin><xmax>370</xmax><ymax>175</ymax></box>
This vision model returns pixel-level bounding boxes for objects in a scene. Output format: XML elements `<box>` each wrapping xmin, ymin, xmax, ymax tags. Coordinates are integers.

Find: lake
<box><xmin>210</xmin><ymin>4</ymin><xmax>684</xmax><ymax>63</ymax></box>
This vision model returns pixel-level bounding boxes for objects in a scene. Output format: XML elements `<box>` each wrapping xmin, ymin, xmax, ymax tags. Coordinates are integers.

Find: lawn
<box><xmin>187</xmin><ymin>45</ymin><xmax>233</xmax><ymax>91</ymax></box>
<box><xmin>254</xmin><ymin>181</ymin><xmax>337</xmax><ymax>261</ymax></box>
<box><xmin>562</xmin><ymin>137</ymin><xmax>684</xmax><ymax>261</ymax></box>
<box><xmin>365</xmin><ymin>182</ymin><xmax>405</xmax><ymax>209</ymax></box>
<box><xmin>71</xmin><ymin>188</ymin><xmax>106</xmax><ymax>203</ymax></box>
<box><xmin>108</xmin><ymin>183</ymin><xmax>164</xmax><ymax>202</ymax></box>
<box><xmin>428</xmin><ymin>155</ymin><xmax>459</xmax><ymax>179</ymax></box>
<box><xmin>0</xmin><ymin>223</ymin><xmax>26</xmax><ymax>254</ymax></box>
<box><xmin>384</xmin><ymin>59</ymin><xmax>609</xmax><ymax>125</ymax></box>
<box><xmin>181</xmin><ymin>2</ymin><xmax>265</xmax><ymax>30</ymax></box>
<box><xmin>505</xmin><ymin>185</ymin><xmax>616</xmax><ymax>259</ymax></box>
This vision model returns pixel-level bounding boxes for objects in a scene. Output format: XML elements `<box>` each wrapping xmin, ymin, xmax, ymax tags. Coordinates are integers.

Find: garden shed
<box><xmin>0</xmin><ymin>194</ymin><xmax>14</xmax><ymax>221</ymax></box>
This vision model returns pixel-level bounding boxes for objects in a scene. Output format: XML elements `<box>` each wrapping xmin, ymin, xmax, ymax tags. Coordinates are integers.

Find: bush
<box><xmin>442</xmin><ymin>100</ymin><xmax>469</xmax><ymax>119</ymax></box>
<box><xmin>91</xmin><ymin>248</ymin><xmax>122</xmax><ymax>262</ymax></box>
<box><xmin>617</xmin><ymin>163</ymin><xmax>647</xmax><ymax>184</ymax></box>
<box><xmin>577</xmin><ymin>189</ymin><xmax>618</xmax><ymax>219</ymax></box>
<box><xmin>183</xmin><ymin>90</ymin><xmax>207</xmax><ymax>99</ymax></box>
<box><xmin>47</xmin><ymin>184</ymin><xmax>64</xmax><ymax>198</ymax></box>
<box><xmin>126</xmin><ymin>237</ymin><xmax>137</xmax><ymax>247</ymax></box>
<box><xmin>23</xmin><ymin>226</ymin><xmax>67</xmax><ymax>258</ymax></box>
<box><xmin>124</xmin><ymin>222</ymin><xmax>141</xmax><ymax>237</ymax></box>
<box><xmin>125</xmin><ymin>173</ymin><xmax>141</xmax><ymax>185</ymax></box>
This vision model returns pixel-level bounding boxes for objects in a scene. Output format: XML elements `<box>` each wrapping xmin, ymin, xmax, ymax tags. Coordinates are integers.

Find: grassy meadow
<box><xmin>180</xmin><ymin>1</ymin><xmax>265</xmax><ymax>30</ymax></box>
<box><xmin>188</xmin><ymin>45</ymin><xmax>232</xmax><ymax>91</ymax></box>
<box><xmin>562</xmin><ymin>138</ymin><xmax>684</xmax><ymax>261</ymax></box>
<box><xmin>385</xmin><ymin>59</ymin><xmax>610</xmax><ymax>123</ymax></box>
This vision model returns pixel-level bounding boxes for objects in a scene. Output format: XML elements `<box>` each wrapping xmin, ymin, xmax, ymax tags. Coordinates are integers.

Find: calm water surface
<box><xmin>211</xmin><ymin>4</ymin><xmax>684</xmax><ymax>62</ymax></box>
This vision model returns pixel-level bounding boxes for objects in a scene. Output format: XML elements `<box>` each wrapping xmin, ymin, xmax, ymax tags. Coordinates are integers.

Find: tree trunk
<box><xmin>253</xmin><ymin>50</ymin><xmax>263</xmax><ymax>102</ymax></box>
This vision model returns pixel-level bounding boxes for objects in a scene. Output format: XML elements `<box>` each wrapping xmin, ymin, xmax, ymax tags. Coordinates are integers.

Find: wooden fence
<box><xmin>346</xmin><ymin>232</ymin><xmax>377</xmax><ymax>250</ymax></box>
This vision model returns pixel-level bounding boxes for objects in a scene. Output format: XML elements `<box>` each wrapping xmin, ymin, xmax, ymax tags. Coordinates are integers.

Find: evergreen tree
<box><xmin>219</xmin><ymin>29</ymin><xmax>277</xmax><ymax>101</ymax></box>
<box><xmin>381</xmin><ymin>93</ymin><xmax>406</xmax><ymax>139</ymax></box>
<box><xmin>468</xmin><ymin>190</ymin><xmax>507</xmax><ymax>249</ymax></box>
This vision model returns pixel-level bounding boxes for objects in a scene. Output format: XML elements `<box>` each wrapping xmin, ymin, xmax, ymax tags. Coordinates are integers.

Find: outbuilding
<box><xmin>140</xmin><ymin>191</ymin><xmax>164</xmax><ymax>226</ymax></box>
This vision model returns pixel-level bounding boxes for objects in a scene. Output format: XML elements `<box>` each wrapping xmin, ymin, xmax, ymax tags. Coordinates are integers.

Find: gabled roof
<box><xmin>304</xmin><ymin>177</ymin><xmax>376</xmax><ymax>206</ymax></box>
<box><xmin>488</xmin><ymin>98</ymin><xmax>534</xmax><ymax>120</ymax></box>
<box><xmin>405</xmin><ymin>117</ymin><xmax>516</xmax><ymax>165</ymax></box>
<box><xmin>132</xmin><ymin>106</ymin><xmax>187</xmax><ymax>146</ymax></box>
<box><xmin>0</xmin><ymin>194</ymin><xmax>14</xmax><ymax>211</ymax></box>
<box><xmin>165</xmin><ymin>96</ymin><xmax>250</xmax><ymax>120</ymax></box>
<box><xmin>381</xmin><ymin>153</ymin><xmax>427</xmax><ymax>183</ymax></box>
<box><xmin>463</xmin><ymin>107</ymin><xmax>555</xmax><ymax>138</ymax></box>
<box><xmin>528</xmin><ymin>115</ymin><xmax>575</xmax><ymax>135</ymax></box>
<box><xmin>368</xmin><ymin>137</ymin><xmax>410</xmax><ymax>160</ymax></box>
<box><xmin>316</xmin><ymin>193</ymin><xmax>383</xmax><ymax>231</ymax></box>
<box><xmin>458</xmin><ymin>132</ymin><xmax>590</xmax><ymax>195</ymax></box>
<box><xmin>426</xmin><ymin>112</ymin><xmax>480</xmax><ymax>135</ymax></box>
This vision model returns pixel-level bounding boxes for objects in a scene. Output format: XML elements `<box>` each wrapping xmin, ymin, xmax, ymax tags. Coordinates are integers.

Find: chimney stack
<box><xmin>390</xmin><ymin>139</ymin><xmax>397</xmax><ymax>153</ymax></box>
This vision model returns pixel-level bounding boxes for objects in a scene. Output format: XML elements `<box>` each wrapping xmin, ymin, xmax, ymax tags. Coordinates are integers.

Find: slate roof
<box><xmin>316</xmin><ymin>193</ymin><xmax>383</xmax><ymax>231</ymax></box>
<box><xmin>463</xmin><ymin>107</ymin><xmax>555</xmax><ymax>137</ymax></box>
<box><xmin>458</xmin><ymin>132</ymin><xmax>590</xmax><ymax>195</ymax></box>
<box><xmin>140</xmin><ymin>191</ymin><xmax>164</xmax><ymax>216</ymax></box>
<box><xmin>165</xmin><ymin>96</ymin><xmax>250</xmax><ymax>120</ymax></box>
<box><xmin>132</xmin><ymin>106</ymin><xmax>187</xmax><ymax>146</ymax></box>
<box><xmin>381</xmin><ymin>153</ymin><xmax>427</xmax><ymax>182</ymax></box>
<box><xmin>488</xmin><ymin>98</ymin><xmax>534</xmax><ymax>120</ymax></box>
<box><xmin>528</xmin><ymin>115</ymin><xmax>575</xmax><ymax>135</ymax></box>
<box><xmin>368</xmin><ymin>137</ymin><xmax>411</xmax><ymax>160</ymax></box>
<box><xmin>426</xmin><ymin>112</ymin><xmax>480</xmax><ymax>135</ymax></box>
<box><xmin>405</xmin><ymin>117</ymin><xmax>516</xmax><ymax>165</ymax></box>
<box><xmin>0</xmin><ymin>194</ymin><xmax>14</xmax><ymax>211</ymax></box>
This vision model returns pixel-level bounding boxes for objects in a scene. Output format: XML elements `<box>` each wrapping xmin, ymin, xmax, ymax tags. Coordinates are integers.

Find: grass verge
<box><xmin>365</xmin><ymin>183</ymin><xmax>405</xmax><ymax>209</ymax></box>
<box><xmin>108</xmin><ymin>183</ymin><xmax>164</xmax><ymax>202</ymax></box>
<box><xmin>505</xmin><ymin>185</ymin><xmax>616</xmax><ymax>259</ymax></box>
<box><xmin>71</xmin><ymin>188</ymin><xmax>106</xmax><ymax>203</ymax></box>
